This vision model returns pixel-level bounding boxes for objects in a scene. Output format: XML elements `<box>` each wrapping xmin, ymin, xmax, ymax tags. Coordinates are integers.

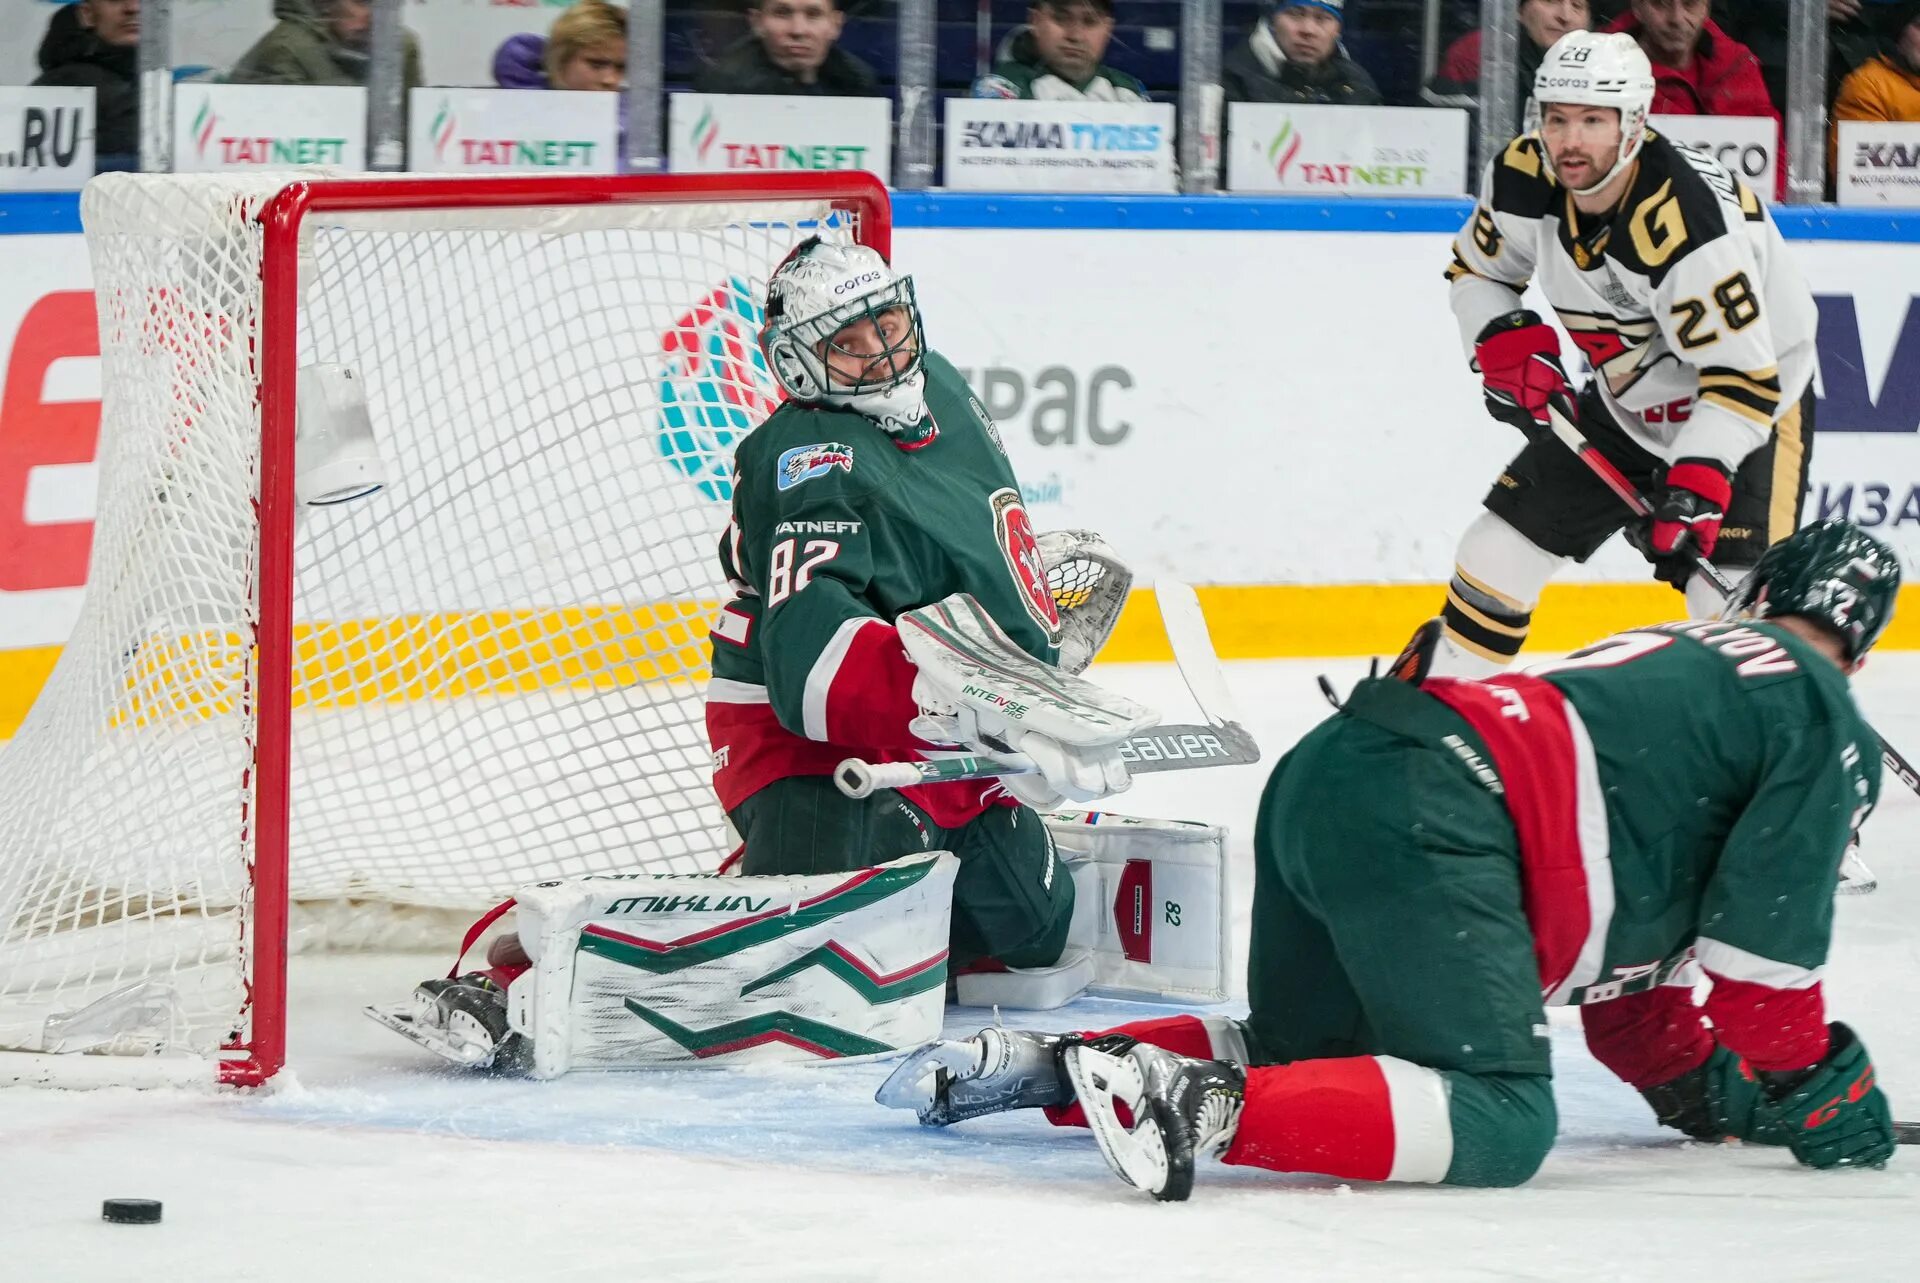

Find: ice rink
<box><xmin>6</xmin><ymin>652</ymin><xmax>1920</xmax><ymax>1282</ymax></box>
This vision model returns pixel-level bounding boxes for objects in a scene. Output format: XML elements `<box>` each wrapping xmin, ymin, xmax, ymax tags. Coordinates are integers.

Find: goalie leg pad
<box><xmin>952</xmin><ymin>812</ymin><xmax>1231</xmax><ymax>1008</ymax></box>
<box><xmin>1054</xmin><ymin>811</ymin><xmax>1232</xmax><ymax>1004</ymax></box>
<box><xmin>479</xmin><ymin>852</ymin><xmax>959</xmax><ymax>1076</ymax></box>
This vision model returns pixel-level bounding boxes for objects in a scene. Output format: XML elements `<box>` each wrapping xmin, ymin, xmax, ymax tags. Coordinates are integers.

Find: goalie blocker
<box><xmin>367</xmin><ymin>814</ymin><xmax>1229</xmax><ymax>1074</ymax></box>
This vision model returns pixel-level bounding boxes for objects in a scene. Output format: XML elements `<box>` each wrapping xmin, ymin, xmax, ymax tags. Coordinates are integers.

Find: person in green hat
<box><xmin>879</xmin><ymin>518</ymin><xmax>1903</xmax><ymax>1199</ymax></box>
<box><xmin>973</xmin><ymin>0</ymin><xmax>1148</xmax><ymax>102</ymax></box>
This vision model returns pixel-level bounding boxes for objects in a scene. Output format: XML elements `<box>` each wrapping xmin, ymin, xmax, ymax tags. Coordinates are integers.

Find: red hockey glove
<box><xmin>1473</xmin><ymin>311</ymin><xmax>1572</xmax><ymax>439</ymax></box>
<box><xmin>1627</xmin><ymin>459</ymin><xmax>1733</xmax><ymax>587</ymax></box>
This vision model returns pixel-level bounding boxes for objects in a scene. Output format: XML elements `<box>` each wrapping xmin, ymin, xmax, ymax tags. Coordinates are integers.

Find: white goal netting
<box><xmin>0</xmin><ymin>173</ymin><xmax>866</xmax><ymax>1067</ymax></box>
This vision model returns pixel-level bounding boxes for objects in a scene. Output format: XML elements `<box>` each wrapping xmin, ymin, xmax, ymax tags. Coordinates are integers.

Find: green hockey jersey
<box><xmin>1420</xmin><ymin>618</ymin><xmax>1880</xmax><ymax>1069</ymax></box>
<box><xmin>705</xmin><ymin>351</ymin><xmax>1061</xmax><ymax>828</ymax></box>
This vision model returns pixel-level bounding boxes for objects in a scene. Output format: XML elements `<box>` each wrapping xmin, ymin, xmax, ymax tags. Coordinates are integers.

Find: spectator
<box><xmin>1427</xmin><ymin>1</ymin><xmax>1591</xmax><ymax>102</ymax></box>
<box><xmin>693</xmin><ymin>0</ymin><xmax>877</xmax><ymax>96</ymax></box>
<box><xmin>32</xmin><ymin>0</ymin><xmax>139</xmax><ymax>159</ymax></box>
<box><xmin>973</xmin><ymin>1</ymin><xmax>1149</xmax><ymax>101</ymax></box>
<box><xmin>1605</xmin><ymin>0</ymin><xmax>1776</xmax><ymax>118</ymax></box>
<box><xmin>492</xmin><ymin>0</ymin><xmax>626</xmax><ymax>92</ymax></box>
<box><xmin>1833</xmin><ymin>2</ymin><xmax>1920</xmax><ymax>140</ymax></box>
<box><xmin>1222</xmin><ymin>1</ymin><xmax>1381</xmax><ymax>105</ymax></box>
<box><xmin>229</xmin><ymin>0</ymin><xmax>424</xmax><ymax>90</ymax></box>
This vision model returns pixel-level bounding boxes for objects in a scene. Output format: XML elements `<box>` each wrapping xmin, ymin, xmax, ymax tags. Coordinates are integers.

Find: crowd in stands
<box><xmin>19</xmin><ymin>0</ymin><xmax>1920</xmax><ymax>186</ymax></box>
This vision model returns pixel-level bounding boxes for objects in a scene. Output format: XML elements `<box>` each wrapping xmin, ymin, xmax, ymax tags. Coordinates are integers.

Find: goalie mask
<box><xmin>1526</xmin><ymin>31</ymin><xmax>1656</xmax><ymax>194</ymax></box>
<box><xmin>760</xmin><ymin>238</ymin><xmax>931</xmax><ymax>443</ymax></box>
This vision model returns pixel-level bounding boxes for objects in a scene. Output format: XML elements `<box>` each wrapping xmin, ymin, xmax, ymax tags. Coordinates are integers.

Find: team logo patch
<box><xmin>776</xmin><ymin>442</ymin><xmax>855</xmax><ymax>491</ymax></box>
<box><xmin>989</xmin><ymin>487</ymin><xmax>1062</xmax><ymax>643</ymax></box>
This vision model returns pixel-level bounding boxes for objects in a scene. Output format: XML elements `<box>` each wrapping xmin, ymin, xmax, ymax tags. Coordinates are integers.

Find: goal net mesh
<box><xmin>0</xmin><ymin>173</ymin><xmax>860</xmax><ymax>1059</ymax></box>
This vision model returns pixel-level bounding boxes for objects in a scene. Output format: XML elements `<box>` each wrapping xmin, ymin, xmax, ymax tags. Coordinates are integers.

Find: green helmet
<box><xmin>1727</xmin><ymin>520</ymin><xmax>1903</xmax><ymax>662</ymax></box>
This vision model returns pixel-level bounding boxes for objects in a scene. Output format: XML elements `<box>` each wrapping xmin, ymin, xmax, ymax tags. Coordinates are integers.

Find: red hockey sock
<box><xmin>1043</xmin><ymin>1014</ymin><xmax>1242</xmax><ymax>1129</ymax></box>
<box><xmin>1222</xmin><ymin>1056</ymin><xmax>1455</xmax><ymax>1184</ymax></box>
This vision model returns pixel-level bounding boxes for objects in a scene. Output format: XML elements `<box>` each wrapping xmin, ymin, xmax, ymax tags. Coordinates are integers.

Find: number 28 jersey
<box><xmin>1446</xmin><ymin>130</ymin><xmax>1818</xmax><ymax>473</ymax></box>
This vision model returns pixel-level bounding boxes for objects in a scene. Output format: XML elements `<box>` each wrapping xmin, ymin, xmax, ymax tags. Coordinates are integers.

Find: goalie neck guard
<box><xmin>1727</xmin><ymin>520</ymin><xmax>1902</xmax><ymax>664</ymax></box>
<box><xmin>1525</xmin><ymin>30</ymin><xmax>1656</xmax><ymax>194</ymax></box>
<box><xmin>760</xmin><ymin>237</ymin><xmax>932</xmax><ymax>443</ymax></box>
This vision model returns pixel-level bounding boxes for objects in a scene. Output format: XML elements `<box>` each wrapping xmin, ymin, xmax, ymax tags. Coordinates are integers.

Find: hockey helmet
<box><xmin>759</xmin><ymin>237</ymin><xmax>929</xmax><ymax>435</ymax></box>
<box><xmin>1727</xmin><ymin>520</ymin><xmax>1903</xmax><ymax>663</ymax></box>
<box><xmin>1526</xmin><ymin>31</ymin><xmax>1657</xmax><ymax>193</ymax></box>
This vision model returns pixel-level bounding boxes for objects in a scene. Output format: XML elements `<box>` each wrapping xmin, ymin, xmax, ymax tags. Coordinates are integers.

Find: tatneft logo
<box><xmin>1265</xmin><ymin>117</ymin><xmax>1430</xmax><ymax>188</ymax></box>
<box><xmin>960</xmin><ymin>121</ymin><xmax>1161</xmax><ymax>152</ymax></box>
<box><xmin>691</xmin><ymin>106</ymin><xmax>869</xmax><ymax>169</ymax></box>
<box><xmin>190</xmin><ymin>98</ymin><xmax>348</xmax><ymax>166</ymax></box>
<box><xmin>429</xmin><ymin>97</ymin><xmax>598</xmax><ymax>168</ymax></box>
<box><xmin>655</xmin><ymin>277</ymin><xmax>786</xmax><ymax>502</ymax></box>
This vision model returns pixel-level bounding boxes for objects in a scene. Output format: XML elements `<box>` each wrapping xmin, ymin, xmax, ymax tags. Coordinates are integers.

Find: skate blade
<box><xmin>363</xmin><ymin>1002</ymin><xmax>497</xmax><ymax>1069</ymax></box>
<box><xmin>1837</xmin><ymin>848</ymin><xmax>1877</xmax><ymax>896</ymax></box>
<box><xmin>1063</xmin><ymin>1046</ymin><xmax>1173</xmax><ymax>1198</ymax></box>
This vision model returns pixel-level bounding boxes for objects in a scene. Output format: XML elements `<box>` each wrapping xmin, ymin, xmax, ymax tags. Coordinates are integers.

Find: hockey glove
<box><xmin>1473</xmin><ymin>311</ymin><xmax>1572</xmax><ymax>440</ymax></box>
<box><xmin>1625</xmin><ymin>460</ymin><xmax>1733</xmax><ymax>588</ymax></box>
<box><xmin>1759</xmin><ymin>1023</ymin><xmax>1895</xmax><ymax>1170</ymax></box>
<box><xmin>1638</xmin><ymin>1045</ymin><xmax>1793</xmax><ymax>1147</ymax></box>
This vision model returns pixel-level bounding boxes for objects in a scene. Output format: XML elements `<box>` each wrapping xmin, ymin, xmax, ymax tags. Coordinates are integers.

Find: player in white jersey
<box><xmin>1422</xmin><ymin>29</ymin><xmax>1819</xmax><ymax>676</ymax></box>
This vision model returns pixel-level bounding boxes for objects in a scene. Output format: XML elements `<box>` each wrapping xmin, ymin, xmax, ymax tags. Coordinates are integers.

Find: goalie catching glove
<box><xmin>899</xmin><ymin>593</ymin><xmax>1158</xmax><ymax>809</ymax></box>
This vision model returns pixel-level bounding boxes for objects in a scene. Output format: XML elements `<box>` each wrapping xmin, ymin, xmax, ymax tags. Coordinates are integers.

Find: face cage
<box><xmin>1526</xmin><ymin>99</ymin><xmax>1648</xmax><ymax>194</ymax></box>
<box><xmin>789</xmin><ymin>279</ymin><xmax>926</xmax><ymax>400</ymax></box>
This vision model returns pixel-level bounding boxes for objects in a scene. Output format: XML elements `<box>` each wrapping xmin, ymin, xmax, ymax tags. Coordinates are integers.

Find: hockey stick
<box><xmin>1899</xmin><ymin>1121</ymin><xmax>1920</xmax><ymax>1145</ymax></box>
<box><xmin>834</xmin><ymin>579</ymin><xmax>1261</xmax><ymax>799</ymax></box>
<box><xmin>1543</xmin><ymin>397</ymin><xmax>1920</xmax><ymax>801</ymax></box>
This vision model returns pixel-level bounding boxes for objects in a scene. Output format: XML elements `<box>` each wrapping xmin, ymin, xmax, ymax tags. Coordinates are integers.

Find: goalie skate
<box><xmin>1063</xmin><ymin>1043</ymin><xmax>1245</xmax><ymax>1202</ymax></box>
<box><xmin>874</xmin><ymin>1026</ymin><xmax>1136</xmax><ymax>1126</ymax></box>
<box><xmin>364</xmin><ymin>974</ymin><xmax>527</xmax><ymax>1072</ymax></box>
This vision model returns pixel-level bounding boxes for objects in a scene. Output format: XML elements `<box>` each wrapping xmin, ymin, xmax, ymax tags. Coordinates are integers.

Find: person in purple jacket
<box><xmin>491</xmin><ymin>0</ymin><xmax>625</xmax><ymax>91</ymax></box>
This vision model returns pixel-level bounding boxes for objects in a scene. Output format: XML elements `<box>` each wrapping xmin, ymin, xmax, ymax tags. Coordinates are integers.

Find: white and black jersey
<box><xmin>1447</xmin><ymin>130</ymin><xmax>1817</xmax><ymax>473</ymax></box>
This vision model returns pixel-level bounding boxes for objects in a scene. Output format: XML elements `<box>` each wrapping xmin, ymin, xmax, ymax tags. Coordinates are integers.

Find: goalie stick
<box><xmin>1544</xmin><ymin>397</ymin><xmax>1920</xmax><ymax>803</ymax></box>
<box><xmin>834</xmin><ymin>580</ymin><xmax>1259</xmax><ymax>799</ymax></box>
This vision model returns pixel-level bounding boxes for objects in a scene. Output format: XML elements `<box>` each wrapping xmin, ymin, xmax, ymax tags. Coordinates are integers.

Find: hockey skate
<box><xmin>875</xmin><ymin>1026</ymin><xmax>1136</xmax><ymax>1126</ymax></box>
<box><xmin>1063</xmin><ymin>1043</ymin><xmax>1245</xmax><ymax>1202</ymax></box>
<box><xmin>364</xmin><ymin>972</ymin><xmax>530</xmax><ymax>1072</ymax></box>
<box><xmin>1837</xmin><ymin>841</ymin><xmax>1877</xmax><ymax>895</ymax></box>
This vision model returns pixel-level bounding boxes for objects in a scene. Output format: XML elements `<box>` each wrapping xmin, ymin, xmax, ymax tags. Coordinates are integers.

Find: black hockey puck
<box><xmin>102</xmin><ymin>1199</ymin><xmax>162</xmax><ymax>1224</ymax></box>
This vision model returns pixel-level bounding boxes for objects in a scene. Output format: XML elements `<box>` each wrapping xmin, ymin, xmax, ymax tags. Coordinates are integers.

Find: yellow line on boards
<box><xmin>3</xmin><ymin>583</ymin><xmax>1917</xmax><ymax>738</ymax></box>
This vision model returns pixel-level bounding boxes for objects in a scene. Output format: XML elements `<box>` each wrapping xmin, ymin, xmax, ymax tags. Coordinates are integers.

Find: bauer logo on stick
<box><xmin>776</xmin><ymin>442</ymin><xmax>856</xmax><ymax>490</ymax></box>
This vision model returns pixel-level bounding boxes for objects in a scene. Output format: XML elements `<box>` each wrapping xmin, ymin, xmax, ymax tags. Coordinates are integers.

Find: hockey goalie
<box><xmin>369</xmin><ymin>237</ymin><xmax>1234</xmax><ymax>1074</ymax></box>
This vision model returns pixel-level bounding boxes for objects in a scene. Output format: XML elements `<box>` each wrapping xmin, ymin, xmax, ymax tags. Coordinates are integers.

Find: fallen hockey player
<box><xmin>877</xmin><ymin>520</ymin><xmax>1902</xmax><ymax>1198</ymax></box>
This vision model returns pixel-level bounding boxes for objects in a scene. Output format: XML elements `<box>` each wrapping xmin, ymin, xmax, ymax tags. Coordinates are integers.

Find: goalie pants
<box><xmin>729</xmin><ymin>775</ymin><xmax>1074</xmax><ymax>971</ymax></box>
<box><xmin>1484</xmin><ymin>383</ymin><xmax>1814</xmax><ymax>569</ymax></box>
<box><xmin>1052</xmin><ymin>680</ymin><xmax>1556</xmax><ymax>1187</ymax></box>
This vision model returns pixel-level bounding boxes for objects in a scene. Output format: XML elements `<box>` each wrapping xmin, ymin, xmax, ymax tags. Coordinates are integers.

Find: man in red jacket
<box><xmin>1607</xmin><ymin>0</ymin><xmax>1776</xmax><ymax>118</ymax></box>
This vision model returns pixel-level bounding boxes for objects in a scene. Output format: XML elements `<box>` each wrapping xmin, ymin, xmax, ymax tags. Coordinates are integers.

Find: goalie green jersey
<box><xmin>705</xmin><ymin>351</ymin><xmax>1062</xmax><ymax>828</ymax></box>
<box><xmin>1418</xmin><ymin>619</ymin><xmax>1879</xmax><ymax>1032</ymax></box>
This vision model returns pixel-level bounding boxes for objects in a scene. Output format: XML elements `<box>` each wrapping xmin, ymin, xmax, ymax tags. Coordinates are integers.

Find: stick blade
<box><xmin>1154</xmin><ymin>579</ymin><xmax>1242</xmax><ymax>728</ymax></box>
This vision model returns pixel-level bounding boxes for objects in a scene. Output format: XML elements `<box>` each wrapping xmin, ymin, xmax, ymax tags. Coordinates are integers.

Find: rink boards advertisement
<box><xmin>2</xmin><ymin>196</ymin><xmax>1920</xmax><ymax>729</ymax></box>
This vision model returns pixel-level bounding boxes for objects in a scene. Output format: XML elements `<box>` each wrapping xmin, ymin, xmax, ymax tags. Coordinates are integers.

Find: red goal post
<box><xmin>0</xmin><ymin>171</ymin><xmax>891</xmax><ymax>1088</ymax></box>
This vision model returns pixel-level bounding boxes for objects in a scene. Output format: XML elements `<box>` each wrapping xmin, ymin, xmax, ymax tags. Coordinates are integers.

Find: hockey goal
<box><xmin>0</xmin><ymin>171</ymin><xmax>890</xmax><ymax>1086</ymax></box>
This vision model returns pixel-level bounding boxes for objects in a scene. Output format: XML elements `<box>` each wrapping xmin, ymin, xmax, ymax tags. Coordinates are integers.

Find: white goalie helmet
<box><xmin>759</xmin><ymin>237</ymin><xmax>930</xmax><ymax>437</ymax></box>
<box><xmin>1526</xmin><ymin>30</ymin><xmax>1657</xmax><ymax>193</ymax></box>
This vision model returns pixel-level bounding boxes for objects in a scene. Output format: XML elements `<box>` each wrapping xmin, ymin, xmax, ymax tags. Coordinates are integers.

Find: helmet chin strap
<box><xmin>834</xmin><ymin>367</ymin><xmax>932</xmax><ymax>444</ymax></box>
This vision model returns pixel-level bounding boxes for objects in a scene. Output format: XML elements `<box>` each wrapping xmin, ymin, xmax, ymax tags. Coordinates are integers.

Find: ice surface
<box><xmin>6</xmin><ymin>656</ymin><xmax>1919</xmax><ymax>1282</ymax></box>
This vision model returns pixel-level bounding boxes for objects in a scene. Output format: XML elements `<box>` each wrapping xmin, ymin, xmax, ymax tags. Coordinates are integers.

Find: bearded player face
<box><xmin>1540</xmin><ymin>101</ymin><xmax>1624</xmax><ymax>193</ymax></box>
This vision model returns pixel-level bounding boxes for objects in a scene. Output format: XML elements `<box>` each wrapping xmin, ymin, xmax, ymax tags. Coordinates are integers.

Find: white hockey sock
<box><xmin>1432</xmin><ymin>513</ymin><xmax>1566</xmax><ymax>676</ymax></box>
